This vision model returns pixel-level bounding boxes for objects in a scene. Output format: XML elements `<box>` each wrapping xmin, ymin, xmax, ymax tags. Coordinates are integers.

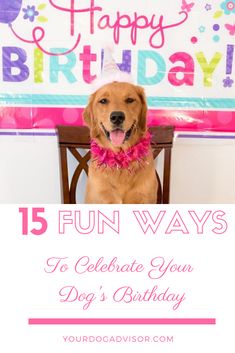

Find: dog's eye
<box><xmin>125</xmin><ymin>98</ymin><xmax>135</xmax><ymax>104</ymax></box>
<box><xmin>99</xmin><ymin>98</ymin><xmax>109</xmax><ymax>104</ymax></box>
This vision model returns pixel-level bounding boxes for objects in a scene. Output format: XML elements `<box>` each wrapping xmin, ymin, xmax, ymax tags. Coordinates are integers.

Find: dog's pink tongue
<box><xmin>110</xmin><ymin>130</ymin><xmax>125</xmax><ymax>146</ymax></box>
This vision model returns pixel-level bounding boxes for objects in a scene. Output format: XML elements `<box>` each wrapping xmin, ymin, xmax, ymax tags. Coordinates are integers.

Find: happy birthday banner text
<box><xmin>0</xmin><ymin>0</ymin><xmax>235</xmax><ymax>130</ymax></box>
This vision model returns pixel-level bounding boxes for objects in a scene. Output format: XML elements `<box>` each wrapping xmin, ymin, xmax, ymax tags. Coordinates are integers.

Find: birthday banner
<box><xmin>0</xmin><ymin>0</ymin><xmax>235</xmax><ymax>131</ymax></box>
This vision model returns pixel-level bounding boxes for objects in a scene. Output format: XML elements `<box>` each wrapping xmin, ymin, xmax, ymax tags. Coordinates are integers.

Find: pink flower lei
<box><xmin>90</xmin><ymin>132</ymin><xmax>151</xmax><ymax>169</ymax></box>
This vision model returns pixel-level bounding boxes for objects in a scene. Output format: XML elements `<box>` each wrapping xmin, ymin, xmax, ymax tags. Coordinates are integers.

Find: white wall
<box><xmin>0</xmin><ymin>130</ymin><xmax>235</xmax><ymax>204</ymax></box>
<box><xmin>0</xmin><ymin>131</ymin><xmax>61</xmax><ymax>203</ymax></box>
<box><xmin>171</xmin><ymin>133</ymin><xmax>235</xmax><ymax>203</ymax></box>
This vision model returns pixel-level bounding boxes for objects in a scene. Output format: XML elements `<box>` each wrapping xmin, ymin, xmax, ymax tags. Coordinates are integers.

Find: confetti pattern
<box><xmin>190</xmin><ymin>1</ymin><xmax>235</xmax><ymax>89</ymax></box>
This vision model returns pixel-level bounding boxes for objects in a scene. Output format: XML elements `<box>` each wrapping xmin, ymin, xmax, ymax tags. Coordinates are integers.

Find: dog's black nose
<box><xmin>110</xmin><ymin>111</ymin><xmax>125</xmax><ymax>125</ymax></box>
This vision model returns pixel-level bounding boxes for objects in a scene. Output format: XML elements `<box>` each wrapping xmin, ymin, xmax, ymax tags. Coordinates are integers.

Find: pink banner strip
<box><xmin>28</xmin><ymin>318</ymin><xmax>216</xmax><ymax>325</ymax></box>
<box><xmin>1</xmin><ymin>106</ymin><xmax>235</xmax><ymax>132</ymax></box>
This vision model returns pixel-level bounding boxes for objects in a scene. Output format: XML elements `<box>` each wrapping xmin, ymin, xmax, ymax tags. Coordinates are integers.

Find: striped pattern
<box><xmin>1</xmin><ymin>94</ymin><xmax>235</xmax><ymax>109</ymax></box>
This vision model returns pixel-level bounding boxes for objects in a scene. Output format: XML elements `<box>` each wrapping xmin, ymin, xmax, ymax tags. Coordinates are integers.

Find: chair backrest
<box><xmin>57</xmin><ymin>125</ymin><xmax>174</xmax><ymax>204</ymax></box>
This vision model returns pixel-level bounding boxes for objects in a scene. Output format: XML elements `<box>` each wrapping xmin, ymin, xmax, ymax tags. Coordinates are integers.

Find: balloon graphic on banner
<box><xmin>0</xmin><ymin>0</ymin><xmax>80</xmax><ymax>56</ymax></box>
<box><xmin>0</xmin><ymin>0</ymin><xmax>23</xmax><ymax>24</ymax></box>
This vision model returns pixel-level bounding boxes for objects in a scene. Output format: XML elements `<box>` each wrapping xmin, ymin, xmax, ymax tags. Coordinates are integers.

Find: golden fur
<box><xmin>83</xmin><ymin>81</ymin><xmax>157</xmax><ymax>203</ymax></box>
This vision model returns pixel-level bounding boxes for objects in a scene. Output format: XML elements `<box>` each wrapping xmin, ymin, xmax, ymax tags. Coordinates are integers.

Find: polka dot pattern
<box><xmin>1</xmin><ymin>107</ymin><xmax>235</xmax><ymax>132</ymax></box>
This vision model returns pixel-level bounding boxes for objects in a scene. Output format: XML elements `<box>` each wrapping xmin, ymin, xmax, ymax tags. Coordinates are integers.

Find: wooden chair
<box><xmin>57</xmin><ymin>125</ymin><xmax>174</xmax><ymax>204</ymax></box>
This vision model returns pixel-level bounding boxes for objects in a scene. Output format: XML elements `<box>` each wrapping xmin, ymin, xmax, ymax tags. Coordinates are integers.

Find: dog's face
<box><xmin>83</xmin><ymin>82</ymin><xmax>147</xmax><ymax>149</ymax></box>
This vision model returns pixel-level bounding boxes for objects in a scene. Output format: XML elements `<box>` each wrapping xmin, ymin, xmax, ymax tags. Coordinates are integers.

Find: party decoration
<box><xmin>0</xmin><ymin>0</ymin><xmax>22</xmax><ymax>24</ymax></box>
<box><xmin>0</xmin><ymin>0</ymin><xmax>235</xmax><ymax>132</ymax></box>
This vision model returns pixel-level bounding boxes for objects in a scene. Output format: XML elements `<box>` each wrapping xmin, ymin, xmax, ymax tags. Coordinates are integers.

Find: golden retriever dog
<box><xmin>83</xmin><ymin>81</ymin><xmax>157</xmax><ymax>203</ymax></box>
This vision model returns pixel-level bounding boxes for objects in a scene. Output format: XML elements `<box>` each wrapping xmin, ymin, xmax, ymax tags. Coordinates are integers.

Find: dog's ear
<box><xmin>83</xmin><ymin>94</ymin><xmax>94</xmax><ymax>127</ymax></box>
<box><xmin>83</xmin><ymin>93</ymin><xmax>99</xmax><ymax>138</ymax></box>
<box><xmin>135</xmin><ymin>86</ymin><xmax>147</xmax><ymax>132</ymax></box>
